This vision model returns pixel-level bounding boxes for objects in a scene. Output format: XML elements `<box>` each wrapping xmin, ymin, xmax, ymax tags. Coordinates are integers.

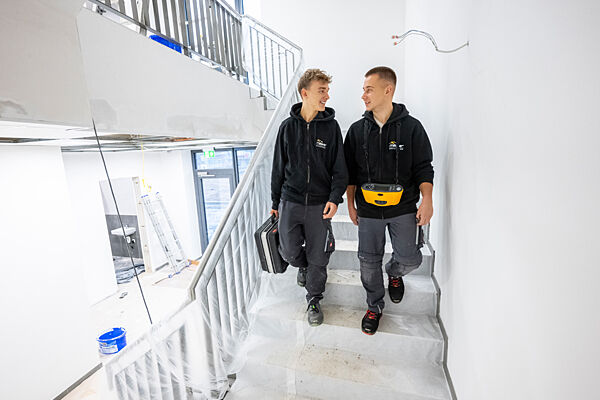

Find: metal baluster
<box><xmin>222</xmin><ymin>240</ymin><xmax>240</xmax><ymax>339</ymax></box>
<box><xmin>130</xmin><ymin>0</ymin><xmax>139</xmax><ymax>22</ymax></box>
<box><xmin>169</xmin><ymin>0</ymin><xmax>180</xmax><ymax>42</ymax></box>
<box><xmin>285</xmin><ymin>49</ymin><xmax>290</xmax><ymax>88</ymax></box>
<box><xmin>186</xmin><ymin>0</ymin><xmax>197</xmax><ymax>52</ymax></box>
<box><xmin>204</xmin><ymin>0</ymin><xmax>215</xmax><ymax>60</ymax></box>
<box><xmin>236</xmin><ymin>214</ymin><xmax>249</xmax><ymax>304</ymax></box>
<box><xmin>134</xmin><ymin>357</ymin><xmax>150</xmax><ymax>398</ymax></box>
<box><xmin>214</xmin><ymin>255</ymin><xmax>233</xmax><ymax>349</ymax></box>
<box><xmin>144</xmin><ymin>351</ymin><xmax>161</xmax><ymax>399</ymax></box>
<box><xmin>118</xmin><ymin>0</ymin><xmax>126</xmax><ymax>14</ymax></box>
<box><xmin>277</xmin><ymin>43</ymin><xmax>283</xmax><ymax>98</ymax></box>
<box><xmin>210</xmin><ymin>1</ymin><xmax>222</xmax><ymax>65</ymax></box>
<box><xmin>261</xmin><ymin>33</ymin><xmax>269</xmax><ymax>92</ymax></box>
<box><xmin>249</xmin><ymin>28</ymin><xmax>256</xmax><ymax>85</ymax></box>
<box><xmin>205</xmin><ymin>273</ymin><xmax>222</xmax><ymax>392</ymax></box>
<box><xmin>125</xmin><ymin>364</ymin><xmax>138</xmax><ymax>399</ymax></box>
<box><xmin>157</xmin><ymin>343</ymin><xmax>175</xmax><ymax>398</ymax></box>
<box><xmin>230</xmin><ymin>223</ymin><xmax>247</xmax><ymax>330</ymax></box>
<box><xmin>151</xmin><ymin>0</ymin><xmax>161</xmax><ymax>32</ymax></box>
<box><xmin>217</xmin><ymin>5</ymin><xmax>228</xmax><ymax>70</ymax></box>
<box><xmin>140</xmin><ymin>0</ymin><xmax>150</xmax><ymax>34</ymax></box>
<box><xmin>221</xmin><ymin>9</ymin><xmax>231</xmax><ymax>72</ymax></box>
<box><xmin>235</xmin><ymin>19</ymin><xmax>244</xmax><ymax>78</ymax></box>
<box><xmin>197</xmin><ymin>0</ymin><xmax>209</xmax><ymax>57</ymax></box>
<box><xmin>231</xmin><ymin>14</ymin><xmax>240</xmax><ymax>75</ymax></box>
<box><xmin>270</xmin><ymin>38</ymin><xmax>276</xmax><ymax>97</ymax></box>
<box><xmin>177</xmin><ymin>0</ymin><xmax>190</xmax><ymax>55</ymax></box>
<box><xmin>256</xmin><ymin>30</ymin><xmax>263</xmax><ymax>91</ymax></box>
<box><xmin>226</xmin><ymin>12</ymin><xmax>236</xmax><ymax>74</ymax></box>
<box><xmin>161</xmin><ymin>0</ymin><xmax>172</xmax><ymax>37</ymax></box>
<box><xmin>114</xmin><ymin>370</ymin><xmax>127</xmax><ymax>400</ymax></box>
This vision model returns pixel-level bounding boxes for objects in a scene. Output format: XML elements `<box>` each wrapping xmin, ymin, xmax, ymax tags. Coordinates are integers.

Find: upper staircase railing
<box><xmin>101</xmin><ymin>6</ymin><xmax>303</xmax><ymax>397</ymax></box>
<box><xmin>85</xmin><ymin>0</ymin><xmax>301</xmax><ymax>101</ymax></box>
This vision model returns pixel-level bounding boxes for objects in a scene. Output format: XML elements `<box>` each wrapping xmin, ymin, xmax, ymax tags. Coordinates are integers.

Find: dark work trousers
<box><xmin>358</xmin><ymin>212</ymin><xmax>423</xmax><ymax>313</ymax></box>
<box><xmin>278</xmin><ymin>200</ymin><xmax>332</xmax><ymax>304</ymax></box>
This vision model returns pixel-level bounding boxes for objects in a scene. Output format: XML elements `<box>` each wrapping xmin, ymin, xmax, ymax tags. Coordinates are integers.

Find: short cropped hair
<box><xmin>365</xmin><ymin>66</ymin><xmax>397</xmax><ymax>87</ymax></box>
<box><xmin>298</xmin><ymin>68</ymin><xmax>332</xmax><ymax>95</ymax></box>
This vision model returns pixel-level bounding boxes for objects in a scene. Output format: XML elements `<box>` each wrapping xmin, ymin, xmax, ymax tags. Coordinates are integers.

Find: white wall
<box><xmin>404</xmin><ymin>0</ymin><xmax>600</xmax><ymax>399</ymax></box>
<box><xmin>247</xmin><ymin>0</ymin><xmax>407</xmax><ymax>130</ymax></box>
<box><xmin>0</xmin><ymin>145</ymin><xmax>98</xmax><ymax>400</ymax></box>
<box><xmin>76</xmin><ymin>8</ymin><xmax>271</xmax><ymax>140</ymax></box>
<box><xmin>0</xmin><ymin>0</ymin><xmax>90</xmax><ymax>126</ymax></box>
<box><xmin>62</xmin><ymin>149</ymin><xmax>202</xmax><ymax>286</ymax></box>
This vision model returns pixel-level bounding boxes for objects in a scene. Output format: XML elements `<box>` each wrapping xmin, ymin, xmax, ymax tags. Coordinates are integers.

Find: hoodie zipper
<box><xmin>379</xmin><ymin>125</ymin><xmax>384</xmax><ymax>219</ymax></box>
<box><xmin>305</xmin><ymin>122</ymin><xmax>310</xmax><ymax>205</ymax></box>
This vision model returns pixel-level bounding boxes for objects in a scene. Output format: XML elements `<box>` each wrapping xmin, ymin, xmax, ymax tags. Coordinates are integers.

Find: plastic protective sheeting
<box><xmin>227</xmin><ymin>271</ymin><xmax>452</xmax><ymax>400</ymax></box>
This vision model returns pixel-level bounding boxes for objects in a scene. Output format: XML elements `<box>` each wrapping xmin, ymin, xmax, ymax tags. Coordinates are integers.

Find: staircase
<box><xmin>98</xmin><ymin>3</ymin><xmax>455</xmax><ymax>397</ymax></box>
<box><xmin>226</xmin><ymin>206</ymin><xmax>453</xmax><ymax>399</ymax></box>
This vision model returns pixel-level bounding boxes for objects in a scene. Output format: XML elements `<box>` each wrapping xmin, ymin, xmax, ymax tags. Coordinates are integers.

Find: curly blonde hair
<box><xmin>297</xmin><ymin>68</ymin><xmax>332</xmax><ymax>95</ymax></box>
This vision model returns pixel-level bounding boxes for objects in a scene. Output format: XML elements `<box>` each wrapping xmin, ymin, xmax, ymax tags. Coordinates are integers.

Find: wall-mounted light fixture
<box><xmin>392</xmin><ymin>30</ymin><xmax>469</xmax><ymax>53</ymax></box>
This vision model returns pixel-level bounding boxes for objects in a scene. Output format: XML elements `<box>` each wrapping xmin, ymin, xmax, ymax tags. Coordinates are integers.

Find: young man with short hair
<box><xmin>344</xmin><ymin>66</ymin><xmax>434</xmax><ymax>335</ymax></box>
<box><xmin>271</xmin><ymin>68</ymin><xmax>348</xmax><ymax>326</ymax></box>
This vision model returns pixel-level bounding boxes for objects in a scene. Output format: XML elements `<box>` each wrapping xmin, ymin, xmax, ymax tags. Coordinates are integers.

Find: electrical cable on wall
<box><xmin>92</xmin><ymin>120</ymin><xmax>153</xmax><ymax>325</ymax></box>
<box><xmin>392</xmin><ymin>29</ymin><xmax>469</xmax><ymax>53</ymax></box>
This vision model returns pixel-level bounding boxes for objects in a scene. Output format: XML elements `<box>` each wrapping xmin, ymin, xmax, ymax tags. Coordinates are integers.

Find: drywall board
<box><xmin>100</xmin><ymin>177</ymin><xmax>138</xmax><ymax>216</ymax></box>
<box><xmin>0</xmin><ymin>145</ymin><xmax>98</xmax><ymax>400</ymax></box>
<box><xmin>0</xmin><ymin>0</ymin><xmax>91</xmax><ymax>126</ymax></box>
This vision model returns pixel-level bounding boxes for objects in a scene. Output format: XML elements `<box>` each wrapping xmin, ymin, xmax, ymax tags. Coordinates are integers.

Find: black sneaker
<box><xmin>307</xmin><ymin>302</ymin><xmax>323</xmax><ymax>326</ymax></box>
<box><xmin>361</xmin><ymin>310</ymin><xmax>382</xmax><ymax>335</ymax></box>
<box><xmin>388</xmin><ymin>275</ymin><xmax>405</xmax><ymax>303</ymax></box>
<box><xmin>297</xmin><ymin>267</ymin><xmax>307</xmax><ymax>287</ymax></box>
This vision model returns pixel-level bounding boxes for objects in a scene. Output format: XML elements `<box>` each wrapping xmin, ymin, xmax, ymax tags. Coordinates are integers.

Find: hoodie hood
<box><xmin>290</xmin><ymin>102</ymin><xmax>336</xmax><ymax>122</ymax></box>
<box><xmin>363</xmin><ymin>102</ymin><xmax>409</xmax><ymax>125</ymax></box>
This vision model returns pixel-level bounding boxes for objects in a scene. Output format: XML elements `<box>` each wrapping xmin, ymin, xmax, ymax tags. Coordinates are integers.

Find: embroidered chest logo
<box><xmin>389</xmin><ymin>141</ymin><xmax>405</xmax><ymax>151</ymax></box>
<box><xmin>316</xmin><ymin>139</ymin><xmax>327</xmax><ymax>149</ymax></box>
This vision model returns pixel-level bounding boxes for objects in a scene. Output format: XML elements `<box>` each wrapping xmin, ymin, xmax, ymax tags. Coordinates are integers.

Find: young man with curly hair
<box><xmin>271</xmin><ymin>68</ymin><xmax>348</xmax><ymax>326</ymax></box>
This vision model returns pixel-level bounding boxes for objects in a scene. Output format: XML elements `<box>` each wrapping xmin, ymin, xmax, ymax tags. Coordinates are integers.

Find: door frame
<box><xmin>191</xmin><ymin>147</ymin><xmax>257</xmax><ymax>252</ymax></box>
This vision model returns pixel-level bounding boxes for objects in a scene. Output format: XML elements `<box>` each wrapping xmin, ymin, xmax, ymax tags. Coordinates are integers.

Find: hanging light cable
<box><xmin>92</xmin><ymin>120</ymin><xmax>153</xmax><ymax>325</ymax></box>
<box><xmin>392</xmin><ymin>30</ymin><xmax>469</xmax><ymax>53</ymax></box>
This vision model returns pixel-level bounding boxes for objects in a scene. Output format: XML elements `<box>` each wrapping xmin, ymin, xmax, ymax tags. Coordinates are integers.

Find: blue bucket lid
<box><xmin>97</xmin><ymin>327</ymin><xmax>127</xmax><ymax>342</ymax></box>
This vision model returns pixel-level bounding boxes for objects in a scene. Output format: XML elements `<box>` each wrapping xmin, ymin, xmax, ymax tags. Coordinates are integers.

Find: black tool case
<box><xmin>254</xmin><ymin>216</ymin><xmax>289</xmax><ymax>274</ymax></box>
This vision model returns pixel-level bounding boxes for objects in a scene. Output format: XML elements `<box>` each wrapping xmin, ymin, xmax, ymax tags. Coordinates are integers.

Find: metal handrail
<box><xmin>242</xmin><ymin>15</ymin><xmax>301</xmax><ymax>53</ymax></box>
<box><xmin>242</xmin><ymin>15</ymin><xmax>301</xmax><ymax>100</ymax></box>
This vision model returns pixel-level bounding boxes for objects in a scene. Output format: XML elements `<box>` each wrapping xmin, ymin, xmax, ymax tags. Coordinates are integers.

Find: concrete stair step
<box><xmin>323</xmin><ymin>269</ymin><xmax>438</xmax><ymax>317</ymax></box>
<box><xmin>272</xmin><ymin>266</ymin><xmax>437</xmax><ymax>316</ymax></box>
<box><xmin>250</xmin><ymin>271</ymin><xmax>444</xmax><ymax>366</ymax></box>
<box><xmin>329</xmin><ymin>239</ymin><xmax>433</xmax><ymax>276</ymax></box>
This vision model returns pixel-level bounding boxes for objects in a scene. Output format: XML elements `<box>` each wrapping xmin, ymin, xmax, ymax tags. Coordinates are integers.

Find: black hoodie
<box><xmin>344</xmin><ymin>103</ymin><xmax>434</xmax><ymax>219</ymax></box>
<box><xmin>271</xmin><ymin>103</ymin><xmax>348</xmax><ymax>210</ymax></box>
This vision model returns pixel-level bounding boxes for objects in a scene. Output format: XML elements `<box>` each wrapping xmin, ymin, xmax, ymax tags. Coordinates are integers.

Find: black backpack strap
<box><xmin>394</xmin><ymin>122</ymin><xmax>402</xmax><ymax>184</ymax></box>
<box><xmin>363</xmin><ymin>120</ymin><xmax>372</xmax><ymax>182</ymax></box>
